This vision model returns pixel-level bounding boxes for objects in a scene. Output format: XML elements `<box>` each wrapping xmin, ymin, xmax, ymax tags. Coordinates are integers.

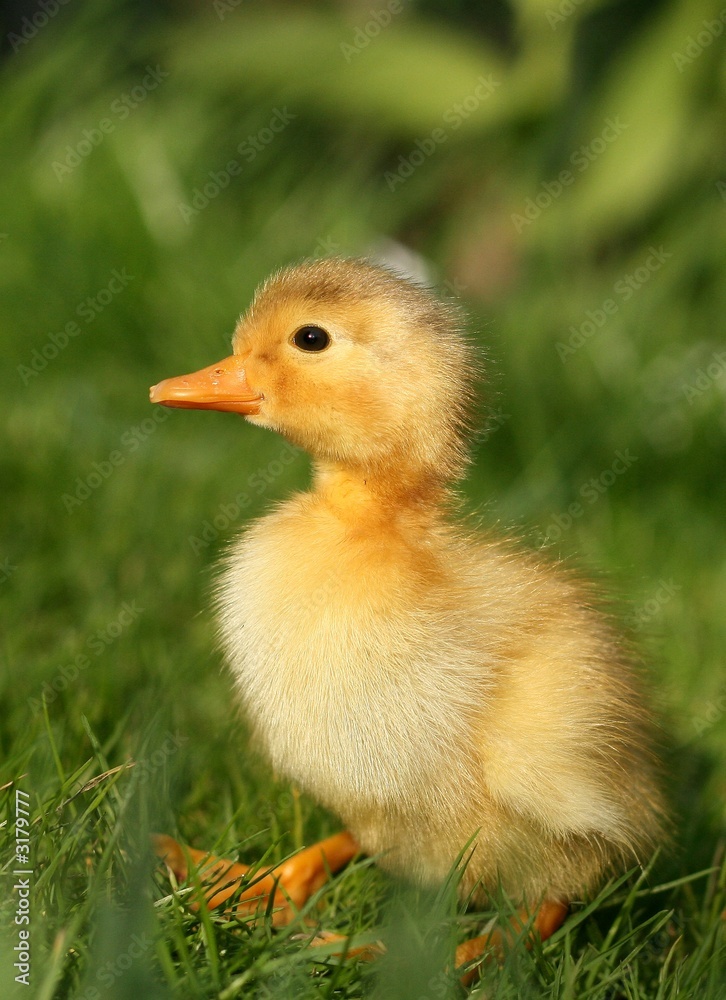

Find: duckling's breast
<box><xmin>216</xmin><ymin>495</ymin><xmax>490</xmax><ymax>825</ymax></box>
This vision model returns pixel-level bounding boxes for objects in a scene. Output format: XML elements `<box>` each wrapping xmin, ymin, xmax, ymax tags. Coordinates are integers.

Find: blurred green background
<box><xmin>1</xmin><ymin>0</ymin><xmax>725</xmax><ymax>996</ymax></box>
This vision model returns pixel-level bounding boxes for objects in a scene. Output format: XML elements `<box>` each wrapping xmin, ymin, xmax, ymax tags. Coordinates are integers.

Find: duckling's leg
<box><xmin>153</xmin><ymin>831</ymin><xmax>358</xmax><ymax>926</ymax></box>
<box><xmin>455</xmin><ymin>898</ymin><xmax>568</xmax><ymax>985</ymax></box>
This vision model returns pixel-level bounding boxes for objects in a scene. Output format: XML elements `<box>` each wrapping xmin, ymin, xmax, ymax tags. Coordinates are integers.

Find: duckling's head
<box><xmin>151</xmin><ymin>258</ymin><xmax>477</xmax><ymax>490</ymax></box>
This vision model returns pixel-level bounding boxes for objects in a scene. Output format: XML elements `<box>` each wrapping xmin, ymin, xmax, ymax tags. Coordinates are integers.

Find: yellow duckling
<box><xmin>150</xmin><ymin>257</ymin><xmax>666</xmax><ymax>967</ymax></box>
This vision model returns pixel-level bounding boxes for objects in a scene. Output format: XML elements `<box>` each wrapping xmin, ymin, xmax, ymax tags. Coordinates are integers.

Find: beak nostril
<box><xmin>149</xmin><ymin>354</ymin><xmax>260</xmax><ymax>414</ymax></box>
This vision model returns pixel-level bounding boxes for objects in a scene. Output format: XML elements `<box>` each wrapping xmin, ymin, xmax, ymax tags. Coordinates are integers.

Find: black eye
<box><xmin>293</xmin><ymin>325</ymin><xmax>330</xmax><ymax>352</ymax></box>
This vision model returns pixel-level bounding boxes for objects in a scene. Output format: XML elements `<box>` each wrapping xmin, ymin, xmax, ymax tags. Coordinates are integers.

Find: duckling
<box><xmin>150</xmin><ymin>257</ymin><xmax>666</xmax><ymax>968</ymax></box>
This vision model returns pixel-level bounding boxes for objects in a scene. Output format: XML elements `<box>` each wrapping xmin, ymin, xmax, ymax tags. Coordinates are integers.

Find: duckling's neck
<box><xmin>312</xmin><ymin>460</ymin><xmax>450</xmax><ymax>525</ymax></box>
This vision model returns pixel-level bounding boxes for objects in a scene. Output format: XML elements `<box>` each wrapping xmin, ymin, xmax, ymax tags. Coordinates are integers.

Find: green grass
<box><xmin>1</xmin><ymin>0</ymin><xmax>725</xmax><ymax>996</ymax></box>
<box><xmin>1</xmin><ymin>725</ymin><xmax>723</xmax><ymax>1000</ymax></box>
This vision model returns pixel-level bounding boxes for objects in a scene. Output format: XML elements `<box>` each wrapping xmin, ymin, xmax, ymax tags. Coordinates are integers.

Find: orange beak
<box><xmin>149</xmin><ymin>355</ymin><xmax>262</xmax><ymax>415</ymax></box>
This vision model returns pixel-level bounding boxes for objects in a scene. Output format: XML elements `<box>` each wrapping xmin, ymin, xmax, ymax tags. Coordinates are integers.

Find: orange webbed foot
<box><xmin>292</xmin><ymin>928</ymin><xmax>385</xmax><ymax>962</ymax></box>
<box><xmin>455</xmin><ymin>898</ymin><xmax>568</xmax><ymax>986</ymax></box>
<box><xmin>153</xmin><ymin>830</ymin><xmax>359</xmax><ymax>927</ymax></box>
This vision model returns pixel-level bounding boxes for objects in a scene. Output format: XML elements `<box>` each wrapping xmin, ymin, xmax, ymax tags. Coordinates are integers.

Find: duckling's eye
<box><xmin>292</xmin><ymin>326</ymin><xmax>330</xmax><ymax>353</ymax></box>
